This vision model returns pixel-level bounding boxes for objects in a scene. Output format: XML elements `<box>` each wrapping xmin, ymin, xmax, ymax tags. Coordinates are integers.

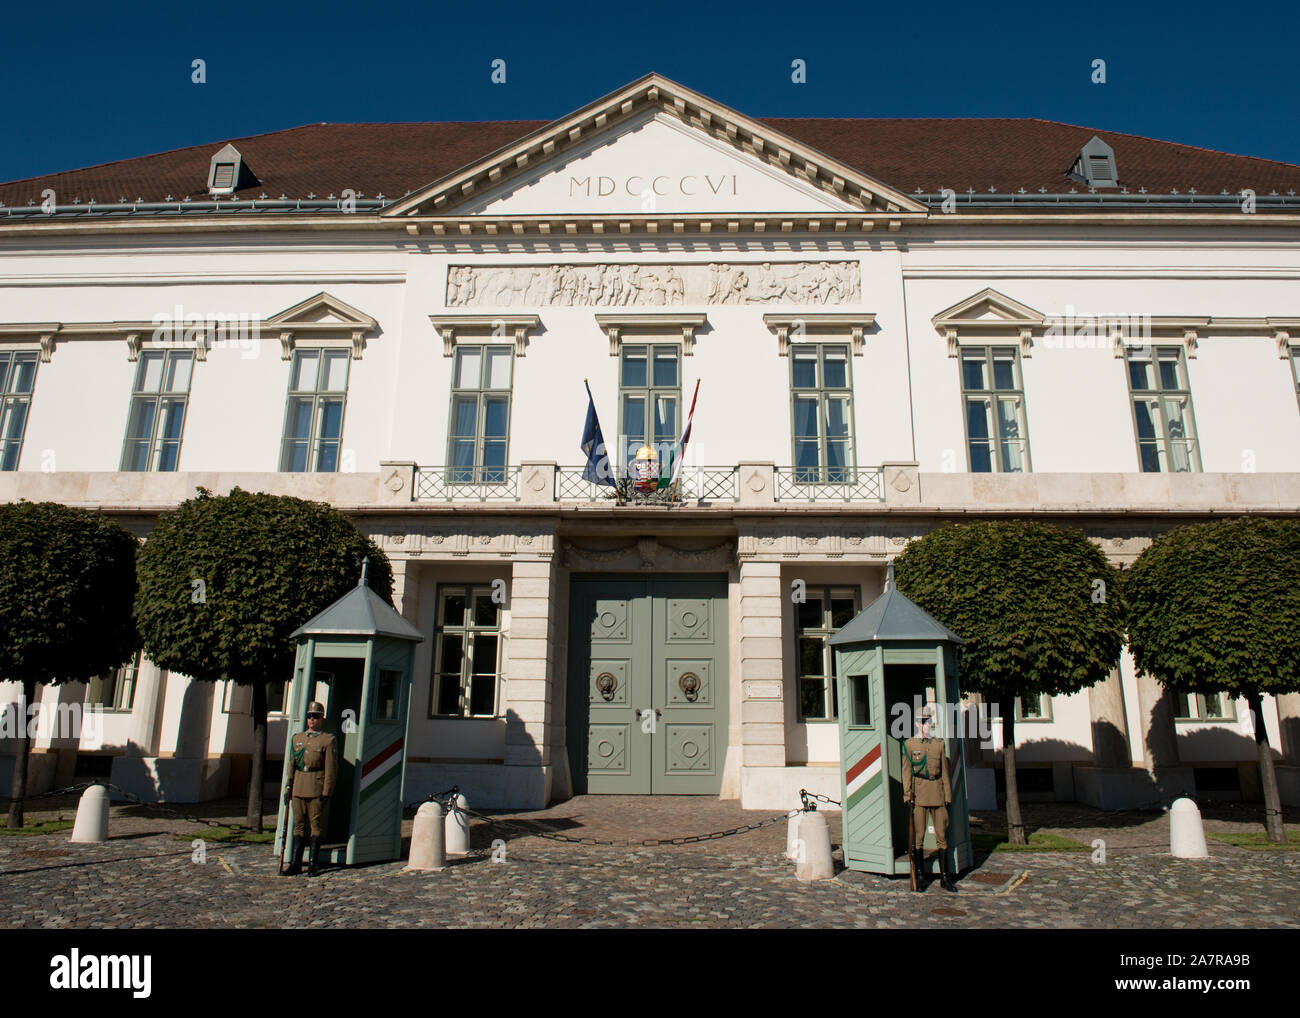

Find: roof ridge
<box><xmin>0</xmin><ymin>123</ymin><xmax>329</xmax><ymax>189</ymax></box>
<box><xmin>1020</xmin><ymin>116</ymin><xmax>1300</xmax><ymax>170</ymax></box>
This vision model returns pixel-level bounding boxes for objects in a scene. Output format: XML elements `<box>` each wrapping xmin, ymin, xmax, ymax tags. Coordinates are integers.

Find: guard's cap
<box><xmin>306</xmin><ymin>701</ymin><xmax>326</xmax><ymax>716</ymax></box>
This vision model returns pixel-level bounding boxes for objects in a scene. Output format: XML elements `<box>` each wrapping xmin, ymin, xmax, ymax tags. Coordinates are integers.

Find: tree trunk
<box><xmin>1002</xmin><ymin>696</ymin><xmax>1026</xmax><ymax>845</ymax></box>
<box><xmin>6</xmin><ymin>679</ymin><xmax>37</xmax><ymax>829</ymax></box>
<box><xmin>246</xmin><ymin>682</ymin><xmax>267</xmax><ymax>833</ymax></box>
<box><xmin>1247</xmin><ymin>691</ymin><xmax>1286</xmax><ymax>843</ymax></box>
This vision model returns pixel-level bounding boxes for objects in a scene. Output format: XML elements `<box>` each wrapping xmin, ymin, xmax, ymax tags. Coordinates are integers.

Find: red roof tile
<box><xmin>2</xmin><ymin>117</ymin><xmax>1297</xmax><ymax>210</ymax></box>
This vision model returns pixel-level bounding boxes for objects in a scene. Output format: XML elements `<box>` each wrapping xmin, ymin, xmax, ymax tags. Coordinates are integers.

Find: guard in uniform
<box><xmin>902</xmin><ymin>706</ymin><xmax>957</xmax><ymax>893</ymax></box>
<box><xmin>281</xmin><ymin>701</ymin><xmax>338</xmax><ymax>877</ymax></box>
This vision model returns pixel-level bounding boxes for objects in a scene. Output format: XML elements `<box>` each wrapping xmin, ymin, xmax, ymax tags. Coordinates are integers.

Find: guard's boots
<box><xmin>281</xmin><ymin>836</ymin><xmax>304</xmax><ymax>876</ymax></box>
<box><xmin>912</xmin><ymin>849</ymin><xmax>927</xmax><ymax>891</ymax></box>
<box><xmin>307</xmin><ymin>836</ymin><xmax>323</xmax><ymax>878</ymax></box>
<box><xmin>938</xmin><ymin>853</ymin><xmax>958</xmax><ymax>893</ymax></box>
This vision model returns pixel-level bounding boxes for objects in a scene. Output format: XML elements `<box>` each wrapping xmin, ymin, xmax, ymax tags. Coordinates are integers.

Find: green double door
<box><xmin>568</xmin><ymin>576</ymin><xmax>729</xmax><ymax>795</ymax></box>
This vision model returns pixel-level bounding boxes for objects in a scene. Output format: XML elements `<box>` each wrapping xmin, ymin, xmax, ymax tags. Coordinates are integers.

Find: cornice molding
<box><xmin>762</xmin><ymin>313</ymin><xmax>877</xmax><ymax>356</ymax></box>
<box><xmin>426</xmin><ymin>314</ymin><xmax>542</xmax><ymax>357</ymax></box>
<box><xmin>593</xmin><ymin>312</ymin><xmax>708</xmax><ymax>355</ymax></box>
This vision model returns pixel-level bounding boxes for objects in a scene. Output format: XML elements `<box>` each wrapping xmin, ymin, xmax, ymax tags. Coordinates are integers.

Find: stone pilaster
<box><xmin>1133</xmin><ymin>671</ymin><xmax>1194</xmax><ymax>800</ymax></box>
<box><xmin>739</xmin><ymin>560</ymin><xmax>785</xmax><ymax>770</ymax></box>
<box><xmin>1089</xmin><ymin>666</ymin><xmax>1132</xmax><ymax>769</ymax></box>
<box><xmin>502</xmin><ymin>558</ymin><xmax>560</xmax><ymax>807</ymax></box>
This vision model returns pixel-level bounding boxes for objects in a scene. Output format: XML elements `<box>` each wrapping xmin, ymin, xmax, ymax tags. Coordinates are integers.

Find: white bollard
<box><xmin>69</xmin><ymin>784</ymin><xmax>110</xmax><ymax>844</ymax></box>
<box><xmin>1169</xmin><ymin>797</ymin><xmax>1209</xmax><ymax>858</ymax></box>
<box><xmin>445</xmin><ymin>794</ymin><xmax>470</xmax><ymax>856</ymax></box>
<box><xmin>794</xmin><ymin>810</ymin><xmax>834</xmax><ymax>881</ymax></box>
<box><xmin>407</xmin><ymin>801</ymin><xmax>446</xmax><ymax>872</ymax></box>
<box><xmin>785</xmin><ymin>812</ymin><xmax>802</xmax><ymax>860</ymax></box>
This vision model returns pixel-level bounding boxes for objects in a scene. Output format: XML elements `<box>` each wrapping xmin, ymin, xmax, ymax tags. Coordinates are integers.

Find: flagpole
<box><xmin>670</xmin><ymin>379</ymin><xmax>700</xmax><ymax>506</ymax></box>
<box><xmin>586</xmin><ymin>378</ymin><xmax>623</xmax><ymax>506</ymax></box>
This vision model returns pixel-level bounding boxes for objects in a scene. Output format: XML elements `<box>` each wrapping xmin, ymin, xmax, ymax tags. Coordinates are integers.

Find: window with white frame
<box><xmin>122</xmin><ymin>350</ymin><xmax>194</xmax><ymax>471</ymax></box>
<box><xmin>795</xmin><ymin>586</ymin><xmax>860</xmax><ymax>722</ymax></box>
<box><xmin>619</xmin><ymin>343</ymin><xmax>679</xmax><ymax>476</ymax></box>
<box><xmin>86</xmin><ymin>651</ymin><xmax>141</xmax><ymax>712</ymax></box>
<box><xmin>0</xmin><ymin>350</ymin><xmax>38</xmax><ymax>471</ymax></box>
<box><xmin>791</xmin><ymin>344</ymin><xmax>854</xmax><ymax>482</ymax></box>
<box><xmin>447</xmin><ymin>344</ymin><xmax>512</xmax><ymax>483</ymax></box>
<box><xmin>1125</xmin><ymin>346</ymin><xmax>1200</xmax><ymax>472</ymax></box>
<box><xmin>431</xmin><ymin>585</ymin><xmax>503</xmax><ymax>717</ymax></box>
<box><xmin>1015</xmin><ymin>693</ymin><xmax>1052</xmax><ymax>722</ymax></box>
<box><xmin>280</xmin><ymin>348</ymin><xmax>349</xmax><ymax>472</ymax></box>
<box><xmin>1173</xmin><ymin>689</ymin><xmax>1236</xmax><ymax>722</ymax></box>
<box><xmin>961</xmin><ymin>345</ymin><xmax>1030</xmax><ymax>472</ymax></box>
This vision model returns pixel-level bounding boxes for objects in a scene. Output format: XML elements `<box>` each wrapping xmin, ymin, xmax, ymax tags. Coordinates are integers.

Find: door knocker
<box><xmin>595</xmin><ymin>672</ymin><xmax>618</xmax><ymax>701</ymax></box>
<box><xmin>678</xmin><ymin>671</ymin><xmax>701</xmax><ymax>702</ymax></box>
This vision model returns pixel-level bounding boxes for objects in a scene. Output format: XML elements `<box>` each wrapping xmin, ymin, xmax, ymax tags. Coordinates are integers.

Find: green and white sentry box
<box><xmin>829</xmin><ymin>564</ymin><xmax>973</xmax><ymax>878</ymax></box>
<box><xmin>274</xmin><ymin>571</ymin><xmax>424</xmax><ymax>867</ymax></box>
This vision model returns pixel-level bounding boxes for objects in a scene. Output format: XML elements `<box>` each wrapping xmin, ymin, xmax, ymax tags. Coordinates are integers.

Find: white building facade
<box><xmin>2</xmin><ymin>74</ymin><xmax>1299</xmax><ymax>812</ymax></box>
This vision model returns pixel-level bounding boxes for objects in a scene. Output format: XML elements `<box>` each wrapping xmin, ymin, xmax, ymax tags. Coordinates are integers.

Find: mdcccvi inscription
<box><xmin>445</xmin><ymin>262</ymin><xmax>862</xmax><ymax>308</ymax></box>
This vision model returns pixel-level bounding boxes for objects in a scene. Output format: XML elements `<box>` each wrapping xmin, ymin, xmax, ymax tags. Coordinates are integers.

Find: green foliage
<box><xmin>134</xmin><ymin>487</ymin><xmax>393</xmax><ymax>686</ymax></box>
<box><xmin>0</xmin><ymin>501</ymin><xmax>140</xmax><ymax>683</ymax></box>
<box><xmin>892</xmin><ymin>520</ymin><xmax>1126</xmax><ymax>698</ymax></box>
<box><xmin>0</xmin><ymin>818</ymin><xmax>76</xmax><ymax>835</ymax></box>
<box><xmin>971</xmin><ymin>830</ymin><xmax>1089</xmax><ymax>853</ymax></box>
<box><xmin>1124</xmin><ymin>517</ymin><xmax>1300</xmax><ymax>698</ymax></box>
<box><xmin>1207</xmin><ymin>830</ymin><xmax>1300</xmax><ymax>850</ymax></box>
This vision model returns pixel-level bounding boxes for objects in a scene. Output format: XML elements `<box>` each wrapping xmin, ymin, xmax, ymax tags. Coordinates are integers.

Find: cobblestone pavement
<box><xmin>2</xmin><ymin>794</ymin><xmax>1296</xmax><ymax>929</ymax></box>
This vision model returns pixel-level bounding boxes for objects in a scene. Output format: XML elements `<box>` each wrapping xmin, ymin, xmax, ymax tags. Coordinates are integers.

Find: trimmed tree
<box><xmin>893</xmin><ymin>519</ymin><xmax>1126</xmax><ymax>844</ymax></box>
<box><xmin>1125</xmin><ymin>516</ymin><xmax>1299</xmax><ymax>842</ymax></box>
<box><xmin>134</xmin><ymin>487</ymin><xmax>392</xmax><ymax>832</ymax></box>
<box><xmin>0</xmin><ymin>501</ymin><xmax>140</xmax><ymax>828</ymax></box>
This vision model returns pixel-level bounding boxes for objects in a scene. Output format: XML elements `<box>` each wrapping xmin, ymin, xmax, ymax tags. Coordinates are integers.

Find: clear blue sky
<box><xmin>3</xmin><ymin>0</ymin><xmax>1298</xmax><ymax>183</ymax></box>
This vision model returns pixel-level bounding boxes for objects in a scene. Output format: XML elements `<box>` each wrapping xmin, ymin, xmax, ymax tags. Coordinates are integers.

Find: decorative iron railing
<box><xmin>773</xmin><ymin>466</ymin><xmax>884</xmax><ymax>502</ymax></box>
<box><xmin>556</xmin><ymin>465</ymin><xmax>739</xmax><ymax>504</ymax></box>
<box><xmin>413</xmin><ymin>465</ymin><xmax>521</xmax><ymax>502</ymax></box>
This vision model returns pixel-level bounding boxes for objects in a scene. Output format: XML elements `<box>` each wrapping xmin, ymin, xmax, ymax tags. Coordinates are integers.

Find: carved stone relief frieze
<box><xmin>445</xmin><ymin>261</ymin><xmax>861</xmax><ymax>308</ymax></box>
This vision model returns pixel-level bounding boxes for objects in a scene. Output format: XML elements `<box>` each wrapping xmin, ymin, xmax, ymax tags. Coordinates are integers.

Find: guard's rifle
<box><xmin>277</xmin><ymin>754</ymin><xmax>296</xmax><ymax>875</ymax></box>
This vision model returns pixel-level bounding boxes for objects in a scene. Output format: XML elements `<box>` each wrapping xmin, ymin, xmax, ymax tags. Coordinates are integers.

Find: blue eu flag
<box><xmin>581</xmin><ymin>381</ymin><xmax>615</xmax><ymax>486</ymax></box>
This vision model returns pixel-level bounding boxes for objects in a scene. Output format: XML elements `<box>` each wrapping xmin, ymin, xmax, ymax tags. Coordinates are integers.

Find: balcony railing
<box><xmin>414</xmin><ymin>465</ymin><xmax>521</xmax><ymax>502</ymax></box>
<box><xmin>403</xmin><ymin>463</ymin><xmax>888</xmax><ymax>505</ymax></box>
<box><xmin>774</xmin><ymin>466</ymin><xmax>884</xmax><ymax>502</ymax></box>
<box><xmin>556</xmin><ymin>465</ymin><xmax>739</xmax><ymax>503</ymax></box>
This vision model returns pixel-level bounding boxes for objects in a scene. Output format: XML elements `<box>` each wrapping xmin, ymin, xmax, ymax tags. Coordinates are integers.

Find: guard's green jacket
<box><xmin>287</xmin><ymin>730</ymin><xmax>338</xmax><ymax>799</ymax></box>
<box><xmin>902</xmin><ymin>736</ymin><xmax>951</xmax><ymax>807</ymax></box>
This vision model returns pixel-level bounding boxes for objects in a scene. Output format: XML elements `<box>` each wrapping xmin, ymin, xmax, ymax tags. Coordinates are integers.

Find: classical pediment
<box><xmin>265</xmin><ymin>292</ymin><xmax>378</xmax><ymax>359</ymax></box>
<box><xmin>384</xmin><ymin>73</ymin><xmax>926</xmax><ymax>226</ymax></box>
<box><xmin>931</xmin><ymin>288</ymin><xmax>1045</xmax><ymax>357</ymax></box>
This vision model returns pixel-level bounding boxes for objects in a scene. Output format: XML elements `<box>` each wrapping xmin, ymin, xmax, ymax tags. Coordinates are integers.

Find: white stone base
<box><xmin>0</xmin><ymin>750</ymin><xmax>59</xmax><ymax>796</ymax></box>
<box><xmin>109</xmin><ymin>756</ymin><xmax>229</xmax><ymax>803</ymax></box>
<box><xmin>740</xmin><ymin>765</ymin><xmax>841</xmax><ymax>812</ymax></box>
<box><xmin>1073</xmin><ymin>764</ymin><xmax>1194</xmax><ymax>809</ymax></box>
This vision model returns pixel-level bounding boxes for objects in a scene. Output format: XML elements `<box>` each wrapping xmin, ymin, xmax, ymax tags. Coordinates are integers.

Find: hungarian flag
<box><xmin>659</xmin><ymin>379</ymin><xmax>699</xmax><ymax>489</ymax></box>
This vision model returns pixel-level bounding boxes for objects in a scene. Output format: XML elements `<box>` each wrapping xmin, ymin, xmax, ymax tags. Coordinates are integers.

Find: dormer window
<box><xmin>207</xmin><ymin>143</ymin><xmax>255</xmax><ymax>197</ymax></box>
<box><xmin>1069</xmin><ymin>136</ymin><xmax>1118</xmax><ymax>189</ymax></box>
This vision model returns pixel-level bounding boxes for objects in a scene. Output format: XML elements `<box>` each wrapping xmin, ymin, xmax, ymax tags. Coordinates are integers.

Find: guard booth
<box><xmin>829</xmin><ymin>563</ymin><xmax>973</xmax><ymax>878</ymax></box>
<box><xmin>274</xmin><ymin>569</ymin><xmax>423</xmax><ymax>867</ymax></box>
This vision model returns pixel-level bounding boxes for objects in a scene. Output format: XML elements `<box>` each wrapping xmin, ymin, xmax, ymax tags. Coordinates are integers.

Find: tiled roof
<box><xmin>2</xmin><ymin>117</ymin><xmax>1298</xmax><ymax>211</ymax></box>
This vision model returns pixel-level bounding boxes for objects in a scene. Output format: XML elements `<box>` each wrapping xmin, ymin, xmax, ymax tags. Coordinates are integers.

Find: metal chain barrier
<box><xmin>9</xmin><ymin>781</ymin><xmax>1291</xmax><ymax>854</ymax></box>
